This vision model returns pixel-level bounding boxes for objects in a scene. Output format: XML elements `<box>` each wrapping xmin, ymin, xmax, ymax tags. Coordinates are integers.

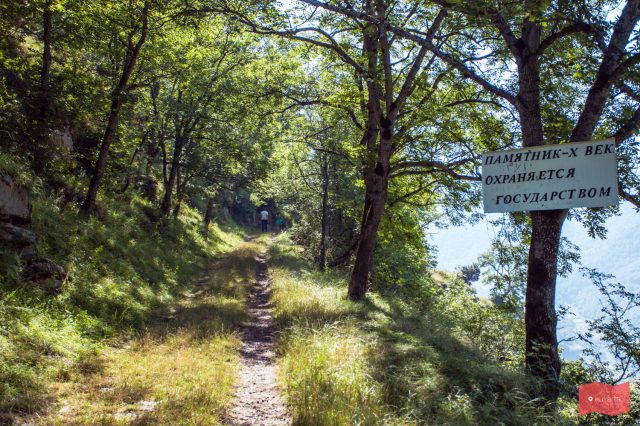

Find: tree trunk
<box><xmin>204</xmin><ymin>197</ymin><xmax>214</xmax><ymax>229</ymax></box>
<box><xmin>119</xmin><ymin>131</ymin><xmax>148</xmax><ymax>193</ymax></box>
<box><xmin>525</xmin><ymin>209</ymin><xmax>567</xmax><ymax>399</ymax></box>
<box><xmin>80</xmin><ymin>95</ymin><xmax>123</xmax><ymax>213</ymax></box>
<box><xmin>172</xmin><ymin>168</ymin><xmax>184</xmax><ymax>218</ymax></box>
<box><xmin>348</xmin><ymin>141</ymin><xmax>391</xmax><ymax>299</ymax></box>
<box><xmin>173</xmin><ymin>199</ymin><xmax>181</xmax><ymax>218</ymax></box>
<box><xmin>140</xmin><ymin>128</ymin><xmax>159</xmax><ymax>200</ymax></box>
<box><xmin>515</xmin><ymin>19</ymin><xmax>565</xmax><ymax>398</ymax></box>
<box><xmin>79</xmin><ymin>2</ymin><xmax>148</xmax><ymax>214</ymax></box>
<box><xmin>348</xmin><ymin>13</ymin><xmax>383</xmax><ymax>299</ymax></box>
<box><xmin>33</xmin><ymin>0</ymin><xmax>52</xmax><ymax>174</ymax></box>
<box><xmin>160</xmin><ymin>136</ymin><xmax>183</xmax><ymax>216</ymax></box>
<box><xmin>319</xmin><ymin>158</ymin><xmax>329</xmax><ymax>270</ymax></box>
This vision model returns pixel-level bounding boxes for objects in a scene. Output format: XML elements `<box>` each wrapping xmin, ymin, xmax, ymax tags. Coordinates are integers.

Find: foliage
<box><xmin>0</xmin><ymin>179</ymin><xmax>244</xmax><ymax>419</ymax></box>
<box><xmin>578</xmin><ymin>268</ymin><xmax>640</xmax><ymax>384</ymax></box>
<box><xmin>269</xmin><ymin>235</ymin><xmax>569</xmax><ymax>425</ymax></box>
<box><xmin>478</xmin><ymin>213</ymin><xmax>581</xmax><ymax>313</ymax></box>
<box><xmin>458</xmin><ymin>263</ymin><xmax>481</xmax><ymax>284</ymax></box>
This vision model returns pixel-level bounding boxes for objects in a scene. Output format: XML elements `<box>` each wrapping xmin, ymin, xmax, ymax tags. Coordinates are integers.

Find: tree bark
<box><xmin>525</xmin><ymin>209</ymin><xmax>566</xmax><ymax>398</ymax></box>
<box><xmin>160</xmin><ymin>135</ymin><xmax>183</xmax><ymax>216</ymax></box>
<box><xmin>80</xmin><ymin>2</ymin><xmax>149</xmax><ymax>214</ymax></box>
<box><xmin>319</xmin><ymin>157</ymin><xmax>329</xmax><ymax>270</ymax></box>
<box><xmin>33</xmin><ymin>0</ymin><xmax>53</xmax><ymax>174</ymax></box>
<box><xmin>348</xmin><ymin>137</ymin><xmax>392</xmax><ymax>299</ymax></box>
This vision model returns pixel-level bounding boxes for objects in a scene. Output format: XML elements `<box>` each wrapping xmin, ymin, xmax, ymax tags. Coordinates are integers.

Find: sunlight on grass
<box><xmin>43</xmin><ymin>333</ymin><xmax>241</xmax><ymax>425</ymax></box>
<box><xmin>22</xmin><ymin>238</ymin><xmax>264</xmax><ymax>425</ymax></box>
<box><xmin>269</xmin><ymin>235</ymin><xmax>410</xmax><ymax>425</ymax></box>
<box><xmin>280</xmin><ymin>325</ymin><xmax>409</xmax><ymax>426</ymax></box>
<box><xmin>268</xmin><ymin>235</ymin><xmax>572</xmax><ymax>426</ymax></box>
<box><xmin>0</xmin><ymin>190</ymin><xmax>250</xmax><ymax>421</ymax></box>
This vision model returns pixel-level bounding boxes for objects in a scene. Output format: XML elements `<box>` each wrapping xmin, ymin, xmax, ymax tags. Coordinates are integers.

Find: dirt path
<box><xmin>226</xmin><ymin>245</ymin><xmax>290</xmax><ymax>426</ymax></box>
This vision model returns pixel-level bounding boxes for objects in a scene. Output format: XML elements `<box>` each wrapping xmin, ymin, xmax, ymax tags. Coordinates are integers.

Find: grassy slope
<box><xmin>38</xmin><ymin>237</ymin><xmax>269</xmax><ymax>425</ymax></box>
<box><xmin>268</xmin><ymin>234</ymin><xmax>582</xmax><ymax>426</ymax></box>
<box><xmin>0</xmin><ymin>174</ymin><xmax>252</xmax><ymax>424</ymax></box>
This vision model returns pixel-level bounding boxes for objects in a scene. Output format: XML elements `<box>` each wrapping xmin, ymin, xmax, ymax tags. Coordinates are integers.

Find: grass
<box><xmin>32</xmin><ymin>238</ymin><xmax>267</xmax><ymax>425</ymax></box>
<box><xmin>268</xmin><ymin>234</ymin><xmax>580</xmax><ymax>426</ymax></box>
<box><xmin>0</xmin><ymin>170</ymin><xmax>255</xmax><ymax>424</ymax></box>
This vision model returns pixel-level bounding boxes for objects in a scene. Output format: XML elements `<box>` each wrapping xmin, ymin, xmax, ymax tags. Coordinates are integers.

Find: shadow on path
<box><xmin>225</xmin><ymin>245</ymin><xmax>290</xmax><ymax>426</ymax></box>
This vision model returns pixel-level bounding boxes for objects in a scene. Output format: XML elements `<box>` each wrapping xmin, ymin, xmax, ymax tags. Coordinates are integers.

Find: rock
<box><xmin>0</xmin><ymin>174</ymin><xmax>69</xmax><ymax>294</ymax></box>
<box><xmin>58</xmin><ymin>405</ymin><xmax>73</xmax><ymax>415</ymax></box>
<box><xmin>0</xmin><ymin>174</ymin><xmax>30</xmax><ymax>223</ymax></box>
<box><xmin>0</xmin><ymin>222</ymin><xmax>37</xmax><ymax>248</ymax></box>
<box><xmin>138</xmin><ymin>400</ymin><xmax>158</xmax><ymax>412</ymax></box>
<box><xmin>50</xmin><ymin>127</ymin><xmax>74</xmax><ymax>150</ymax></box>
<box><xmin>19</xmin><ymin>243</ymin><xmax>38</xmax><ymax>261</ymax></box>
<box><xmin>113</xmin><ymin>411</ymin><xmax>137</xmax><ymax>422</ymax></box>
<box><xmin>23</xmin><ymin>259</ymin><xmax>67</xmax><ymax>293</ymax></box>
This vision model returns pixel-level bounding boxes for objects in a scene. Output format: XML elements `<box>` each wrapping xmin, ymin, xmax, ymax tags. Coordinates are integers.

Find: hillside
<box><xmin>0</xmin><ymin>154</ymin><xmax>245</xmax><ymax>421</ymax></box>
<box><xmin>2</xmin><ymin>1</ymin><xmax>640</xmax><ymax>424</ymax></box>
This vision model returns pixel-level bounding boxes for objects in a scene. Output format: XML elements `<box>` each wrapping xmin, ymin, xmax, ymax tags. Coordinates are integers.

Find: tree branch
<box><xmin>538</xmin><ymin>21</ymin><xmax>596</xmax><ymax>53</ymax></box>
<box><xmin>388</xmin><ymin>181</ymin><xmax>437</xmax><ymax>207</ymax></box>
<box><xmin>490</xmin><ymin>11</ymin><xmax>520</xmax><ymax>57</ymax></box>
<box><xmin>391</xmin><ymin>159</ymin><xmax>480</xmax><ymax>181</ymax></box>
<box><xmin>613</xmin><ymin>103</ymin><xmax>640</xmax><ymax>146</ymax></box>
<box><xmin>619</xmin><ymin>182</ymin><xmax>640</xmax><ymax>208</ymax></box>
<box><xmin>296</xmin><ymin>0</ymin><xmax>520</xmax><ymax>106</ymax></box>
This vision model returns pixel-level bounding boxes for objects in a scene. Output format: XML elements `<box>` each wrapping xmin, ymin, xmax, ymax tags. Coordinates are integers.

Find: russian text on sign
<box><xmin>482</xmin><ymin>140</ymin><xmax>618</xmax><ymax>213</ymax></box>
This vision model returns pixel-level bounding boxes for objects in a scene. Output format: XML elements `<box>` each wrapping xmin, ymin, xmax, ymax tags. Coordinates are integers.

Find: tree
<box><xmin>298</xmin><ymin>0</ymin><xmax>640</xmax><ymax>399</ymax></box>
<box><xmin>32</xmin><ymin>0</ymin><xmax>53</xmax><ymax>174</ymax></box>
<box><xmin>219</xmin><ymin>0</ymin><xmax>484</xmax><ymax>299</ymax></box>
<box><xmin>432</xmin><ymin>0</ymin><xmax>640</xmax><ymax>397</ymax></box>
<box><xmin>459</xmin><ymin>263</ymin><xmax>480</xmax><ymax>285</ymax></box>
<box><xmin>579</xmin><ymin>268</ymin><xmax>640</xmax><ymax>385</ymax></box>
<box><xmin>428</xmin><ymin>0</ymin><xmax>640</xmax><ymax>398</ymax></box>
<box><xmin>80</xmin><ymin>0</ymin><xmax>150</xmax><ymax>213</ymax></box>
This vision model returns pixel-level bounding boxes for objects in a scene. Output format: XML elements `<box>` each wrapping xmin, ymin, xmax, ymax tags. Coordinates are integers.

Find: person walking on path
<box><xmin>275</xmin><ymin>215</ymin><xmax>284</xmax><ymax>233</ymax></box>
<box><xmin>260</xmin><ymin>209</ymin><xmax>269</xmax><ymax>232</ymax></box>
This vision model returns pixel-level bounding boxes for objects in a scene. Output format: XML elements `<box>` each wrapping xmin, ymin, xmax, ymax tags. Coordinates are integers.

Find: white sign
<box><xmin>482</xmin><ymin>139</ymin><xmax>618</xmax><ymax>213</ymax></box>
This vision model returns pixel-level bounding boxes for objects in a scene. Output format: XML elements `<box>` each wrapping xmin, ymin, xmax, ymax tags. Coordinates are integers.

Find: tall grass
<box><xmin>0</xmin><ymin>184</ymin><xmax>246</xmax><ymax>422</ymax></box>
<box><xmin>268</xmin><ymin>235</ymin><xmax>580</xmax><ymax>425</ymax></box>
<box><xmin>37</xmin><ymin>239</ymin><xmax>267</xmax><ymax>425</ymax></box>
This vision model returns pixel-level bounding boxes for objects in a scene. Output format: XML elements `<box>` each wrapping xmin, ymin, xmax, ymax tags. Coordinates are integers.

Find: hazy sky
<box><xmin>429</xmin><ymin>202</ymin><xmax>640</xmax><ymax>360</ymax></box>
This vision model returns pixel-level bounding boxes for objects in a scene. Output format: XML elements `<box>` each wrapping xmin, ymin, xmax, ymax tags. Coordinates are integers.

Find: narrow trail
<box><xmin>226</xmin><ymin>243</ymin><xmax>290</xmax><ymax>426</ymax></box>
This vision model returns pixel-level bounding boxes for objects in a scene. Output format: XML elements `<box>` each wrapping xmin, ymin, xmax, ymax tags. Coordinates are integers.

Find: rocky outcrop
<box><xmin>23</xmin><ymin>260</ymin><xmax>68</xmax><ymax>292</ymax></box>
<box><xmin>0</xmin><ymin>174</ymin><xmax>67</xmax><ymax>293</ymax></box>
<box><xmin>50</xmin><ymin>127</ymin><xmax>74</xmax><ymax>151</ymax></box>
<box><xmin>0</xmin><ymin>222</ymin><xmax>37</xmax><ymax>248</ymax></box>
<box><xmin>0</xmin><ymin>174</ymin><xmax>30</xmax><ymax>223</ymax></box>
